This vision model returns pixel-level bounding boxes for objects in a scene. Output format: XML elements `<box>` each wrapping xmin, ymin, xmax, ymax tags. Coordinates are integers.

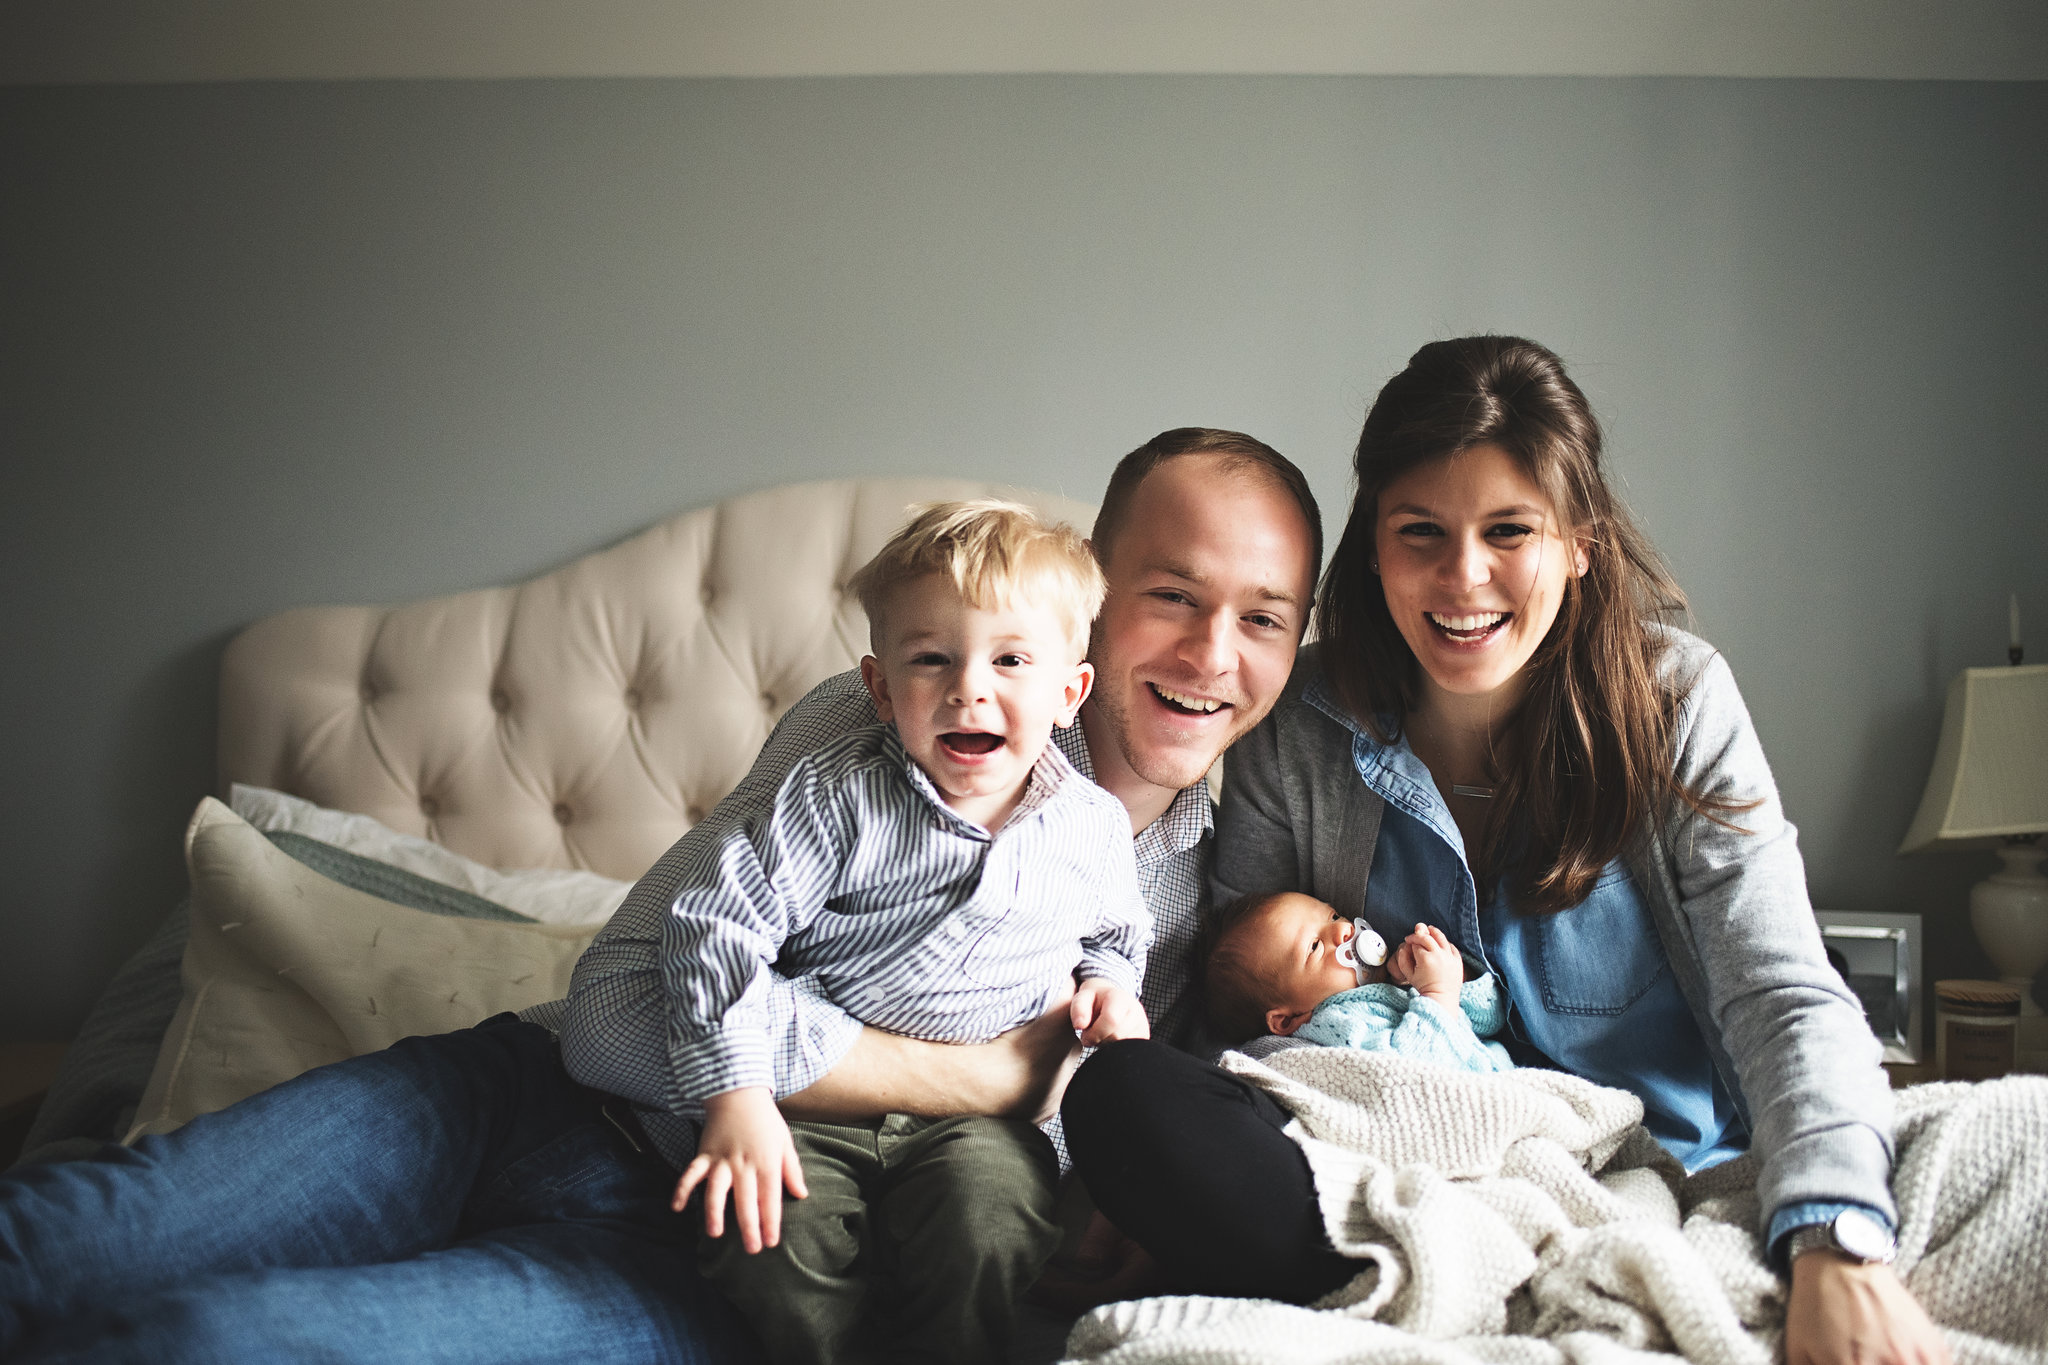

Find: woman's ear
<box><xmin>1570</xmin><ymin>534</ymin><xmax>1591</xmax><ymax>579</ymax></box>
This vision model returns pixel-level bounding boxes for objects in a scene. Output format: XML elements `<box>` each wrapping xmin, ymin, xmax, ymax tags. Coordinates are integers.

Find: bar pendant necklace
<box><xmin>1451</xmin><ymin>785</ymin><xmax>1496</xmax><ymax>799</ymax></box>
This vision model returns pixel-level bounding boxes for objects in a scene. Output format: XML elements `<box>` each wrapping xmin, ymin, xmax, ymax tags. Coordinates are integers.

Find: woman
<box><xmin>1061</xmin><ymin>336</ymin><xmax>1947</xmax><ymax>1365</ymax></box>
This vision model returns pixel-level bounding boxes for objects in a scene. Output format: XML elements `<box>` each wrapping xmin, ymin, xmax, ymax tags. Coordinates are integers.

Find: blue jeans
<box><xmin>0</xmin><ymin>1016</ymin><xmax>762</xmax><ymax>1364</ymax></box>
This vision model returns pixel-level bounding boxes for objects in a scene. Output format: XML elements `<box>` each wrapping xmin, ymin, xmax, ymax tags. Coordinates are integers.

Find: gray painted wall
<box><xmin>3</xmin><ymin>75</ymin><xmax>2043</xmax><ymax>1042</ymax></box>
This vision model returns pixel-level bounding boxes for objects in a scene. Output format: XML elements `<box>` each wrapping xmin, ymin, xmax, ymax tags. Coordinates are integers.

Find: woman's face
<box><xmin>1372</xmin><ymin>443</ymin><xmax>1588</xmax><ymax>707</ymax></box>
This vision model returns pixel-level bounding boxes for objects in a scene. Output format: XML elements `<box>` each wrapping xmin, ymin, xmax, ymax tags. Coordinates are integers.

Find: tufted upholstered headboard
<box><xmin>218</xmin><ymin>477</ymin><xmax>1097</xmax><ymax>883</ymax></box>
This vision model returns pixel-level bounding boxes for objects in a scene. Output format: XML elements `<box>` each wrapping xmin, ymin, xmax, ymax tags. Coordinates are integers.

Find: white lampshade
<box><xmin>1898</xmin><ymin>665</ymin><xmax>2048</xmax><ymax>854</ymax></box>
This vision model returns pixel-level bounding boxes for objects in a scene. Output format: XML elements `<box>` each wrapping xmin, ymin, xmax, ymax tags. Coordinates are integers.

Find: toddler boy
<box><xmin>564</xmin><ymin>499</ymin><xmax>1149</xmax><ymax>1365</ymax></box>
<box><xmin>1201</xmin><ymin>890</ymin><xmax>1511</xmax><ymax>1072</ymax></box>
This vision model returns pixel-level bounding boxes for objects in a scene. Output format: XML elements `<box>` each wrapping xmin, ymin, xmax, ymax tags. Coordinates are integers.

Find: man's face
<box><xmin>1084</xmin><ymin>455</ymin><xmax>1318</xmax><ymax>806</ymax></box>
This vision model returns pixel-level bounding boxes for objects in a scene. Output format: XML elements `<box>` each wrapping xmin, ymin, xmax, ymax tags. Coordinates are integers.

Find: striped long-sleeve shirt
<box><xmin>556</xmin><ymin>695</ymin><xmax>1151</xmax><ymax>1168</ymax></box>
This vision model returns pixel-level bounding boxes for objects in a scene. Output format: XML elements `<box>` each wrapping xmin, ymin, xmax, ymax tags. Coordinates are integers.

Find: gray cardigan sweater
<box><xmin>1212</xmin><ymin>629</ymin><xmax>1896</xmax><ymax>1233</ymax></box>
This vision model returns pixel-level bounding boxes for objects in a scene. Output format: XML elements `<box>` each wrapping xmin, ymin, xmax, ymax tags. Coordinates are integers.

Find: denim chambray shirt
<box><xmin>1320</xmin><ymin>678</ymin><xmax>1750</xmax><ymax>1173</ymax></box>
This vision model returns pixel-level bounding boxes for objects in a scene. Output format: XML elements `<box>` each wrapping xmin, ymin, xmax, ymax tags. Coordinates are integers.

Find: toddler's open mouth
<box><xmin>939</xmin><ymin>732</ymin><xmax>1004</xmax><ymax>757</ymax></box>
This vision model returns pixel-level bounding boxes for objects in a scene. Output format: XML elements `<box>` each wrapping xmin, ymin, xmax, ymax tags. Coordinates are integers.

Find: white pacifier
<box><xmin>1333</xmin><ymin>918</ymin><xmax>1388</xmax><ymax>984</ymax></box>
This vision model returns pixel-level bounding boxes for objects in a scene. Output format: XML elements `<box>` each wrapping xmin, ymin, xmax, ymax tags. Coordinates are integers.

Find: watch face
<box><xmin>1833</xmin><ymin>1209</ymin><xmax>1895</xmax><ymax>1262</ymax></box>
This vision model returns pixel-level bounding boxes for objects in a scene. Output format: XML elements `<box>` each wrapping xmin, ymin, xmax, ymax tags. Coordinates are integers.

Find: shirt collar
<box><xmin>886</xmin><ymin>721</ymin><xmax>1079</xmax><ymax>838</ymax></box>
<box><xmin>1054</xmin><ymin>720</ymin><xmax>1214</xmax><ymax>868</ymax></box>
<box><xmin>1301</xmin><ymin>673</ymin><xmax>1464</xmax><ymax>857</ymax></box>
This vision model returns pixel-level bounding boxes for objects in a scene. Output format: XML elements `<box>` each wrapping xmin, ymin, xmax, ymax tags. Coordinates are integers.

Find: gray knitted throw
<box><xmin>1064</xmin><ymin>1048</ymin><xmax>2048</xmax><ymax>1365</ymax></box>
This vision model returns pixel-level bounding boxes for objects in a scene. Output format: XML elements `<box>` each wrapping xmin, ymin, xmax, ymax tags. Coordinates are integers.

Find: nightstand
<box><xmin>1883</xmin><ymin>1060</ymin><xmax>1935</xmax><ymax>1088</ymax></box>
<box><xmin>0</xmin><ymin>1043</ymin><xmax>69</xmax><ymax>1165</ymax></box>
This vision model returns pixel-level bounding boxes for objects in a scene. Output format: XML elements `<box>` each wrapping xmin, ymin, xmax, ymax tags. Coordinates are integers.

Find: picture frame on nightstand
<box><xmin>1815</xmin><ymin>911</ymin><xmax>1923</xmax><ymax>1064</ymax></box>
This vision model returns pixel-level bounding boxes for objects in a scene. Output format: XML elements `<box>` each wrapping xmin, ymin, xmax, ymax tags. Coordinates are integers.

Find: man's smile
<box><xmin>1146</xmin><ymin>683</ymin><xmax>1232</xmax><ymax>717</ymax></box>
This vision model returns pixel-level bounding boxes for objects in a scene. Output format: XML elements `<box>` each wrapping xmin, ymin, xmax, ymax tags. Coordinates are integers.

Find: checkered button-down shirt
<box><xmin>552</xmin><ymin>673</ymin><xmax>1179</xmax><ymax>1168</ymax></box>
<box><xmin>538</xmin><ymin>670</ymin><xmax>1214</xmax><ymax>1168</ymax></box>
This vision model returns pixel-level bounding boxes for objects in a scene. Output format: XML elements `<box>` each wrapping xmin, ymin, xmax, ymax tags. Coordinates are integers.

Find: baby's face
<box><xmin>1245</xmin><ymin>892</ymin><xmax>1379</xmax><ymax>1033</ymax></box>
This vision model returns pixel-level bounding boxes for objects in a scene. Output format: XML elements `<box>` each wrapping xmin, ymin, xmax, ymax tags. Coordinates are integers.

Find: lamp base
<box><xmin>1971</xmin><ymin>843</ymin><xmax>2048</xmax><ymax>1019</ymax></box>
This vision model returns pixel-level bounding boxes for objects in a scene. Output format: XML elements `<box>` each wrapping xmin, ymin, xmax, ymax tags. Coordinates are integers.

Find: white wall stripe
<box><xmin>4</xmin><ymin>0</ymin><xmax>2046</xmax><ymax>86</ymax></box>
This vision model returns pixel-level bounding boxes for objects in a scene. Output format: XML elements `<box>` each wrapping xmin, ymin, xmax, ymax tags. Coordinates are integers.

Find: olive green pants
<box><xmin>699</xmin><ymin>1114</ymin><xmax>1059</xmax><ymax>1365</ymax></box>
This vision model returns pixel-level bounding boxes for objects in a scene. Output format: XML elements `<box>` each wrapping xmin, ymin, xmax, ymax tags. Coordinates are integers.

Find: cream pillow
<box><xmin>129</xmin><ymin>797</ymin><xmax>600</xmax><ymax>1140</ymax></box>
<box><xmin>229</xmin><ymin>783</ymin><xmax>632</xmax><ymax>926</ymax></box>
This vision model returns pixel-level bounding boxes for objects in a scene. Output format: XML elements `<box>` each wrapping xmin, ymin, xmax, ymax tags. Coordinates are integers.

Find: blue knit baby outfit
<box><xmin>1293</xmin><ymin>973</ymin><xmax>1514</xmax><ymax>1074</ymax></box>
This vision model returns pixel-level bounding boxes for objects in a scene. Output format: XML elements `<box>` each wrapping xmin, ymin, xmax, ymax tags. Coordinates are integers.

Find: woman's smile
<box><xmin>1425</xmin><ymin>610</ymin><xmax>1511</xmax><ymax>644</ymax></box>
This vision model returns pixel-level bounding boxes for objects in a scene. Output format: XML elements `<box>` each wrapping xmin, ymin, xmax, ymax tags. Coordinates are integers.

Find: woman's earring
<box><xmin>1369</xmin><ymin>559</ymin><xmax>1379</xmax><ymax>574</ymax></box>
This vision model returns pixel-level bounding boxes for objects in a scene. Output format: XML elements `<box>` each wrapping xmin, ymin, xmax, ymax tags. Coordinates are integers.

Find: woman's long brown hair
<box><xmin>1316</xmin><ymin>336</ymin><xmax>1749</xmax><ymax>913</ymax></box>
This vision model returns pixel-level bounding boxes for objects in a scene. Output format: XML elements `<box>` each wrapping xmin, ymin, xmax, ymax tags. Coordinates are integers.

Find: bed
<box><xmin>22</xmin><ymin>475</ymin><xmax>2048</xmax><ymax>1365</ymax></box>
<box><xmin>23</xmin><ymin>474</ymin><xmax>1092</xmax><ymax>1160</ymax></box>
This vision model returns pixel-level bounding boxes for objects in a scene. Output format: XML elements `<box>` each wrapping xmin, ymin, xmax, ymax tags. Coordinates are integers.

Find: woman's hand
<box><xmin>1071</xmin><ymin>979</ymin><xmax>1151</xmax><ymax>1046</ymax></box>
<box><xmin>1786</xmin><ymin>1254</ymin><xmax>1950</xmax><ymax>1365</ymax></box>
<box><xmin>673</xmin><ymin>1086</ymin><xmax>808</xmax><ymax>1254</ymax></box>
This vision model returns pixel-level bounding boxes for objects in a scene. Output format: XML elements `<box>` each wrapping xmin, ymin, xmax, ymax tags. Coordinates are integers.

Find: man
<box><xmin>630</xmin><ymin>428</ymin><xmax>1322</xmax><ymax>1126</ymax></box>
<box><xmin>0</xmin><ymin>428</ymin><xmax>1321</xmax><ymax>1364</ymax></box>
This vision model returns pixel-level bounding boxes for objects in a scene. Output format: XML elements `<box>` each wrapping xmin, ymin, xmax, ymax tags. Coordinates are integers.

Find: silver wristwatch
<box><xmin>1785</xmin><ymin>1209</ymin><xmax>1896</xmax><ymax>1266</ymax></box>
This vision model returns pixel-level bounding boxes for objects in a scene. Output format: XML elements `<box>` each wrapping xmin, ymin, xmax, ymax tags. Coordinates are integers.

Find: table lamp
<box><xmin>1898</xmin><ymin>613</ymin><xmax>2048</xmax><ymax>1015</ymax></box>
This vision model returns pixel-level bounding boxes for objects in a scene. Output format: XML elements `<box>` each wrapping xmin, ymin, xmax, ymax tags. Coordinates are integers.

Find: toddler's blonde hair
<box><xmin>848</xmin><ymin>499</ymin><xmax>1105</xmax><ymax>653</ymax></box>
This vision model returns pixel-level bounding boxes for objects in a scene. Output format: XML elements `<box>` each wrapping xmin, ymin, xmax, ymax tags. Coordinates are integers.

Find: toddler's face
<box><xmin>861</xmin><ymin>573</ymin><xmax>1092</xmax><ymax>831</ymax></box>
<box><xmin>1244</xmin><ymin>892</ymin><xmax>1382</xmax><ymax>1036</ymax></box>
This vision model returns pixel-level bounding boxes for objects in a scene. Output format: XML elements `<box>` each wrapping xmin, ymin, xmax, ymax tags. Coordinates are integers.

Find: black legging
<box><xmin>1060</xmin><ymin>1039</ymin><xmax>1356</xmax><ymax>1303</ymax></box>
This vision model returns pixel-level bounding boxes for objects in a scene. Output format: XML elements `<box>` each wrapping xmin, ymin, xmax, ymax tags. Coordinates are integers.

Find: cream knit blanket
<box><xmin>1063</xmin><ymin>1049</ymin><xmax>2048</xmax><ymax>1365</ymax></box>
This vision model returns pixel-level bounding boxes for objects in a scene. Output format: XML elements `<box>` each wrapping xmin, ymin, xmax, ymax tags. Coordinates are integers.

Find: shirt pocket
<box><xmin>959</xmin><ymin>903</ymin><xmax>1028</xmax><ymax>988</ymax></box>
<box><xmin>1534</xmin><ymin>862</ymin><xmax>1668</xmax><ymax>1016</ymax></box>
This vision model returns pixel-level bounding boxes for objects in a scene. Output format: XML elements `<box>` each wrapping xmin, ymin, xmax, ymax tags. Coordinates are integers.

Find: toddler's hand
<box><xmin>1070</xmin><ymin>979</ymin><xmax>1150</xmax><ymax>1046</ymax></box>
<box><xmin>673</xmin><ymin>1086</ymin><xmax>808</xmax><ymax>1254</ymax></box>
<box><xmin>1390</xmin><ymin>923</ymin><xmax>1463</xmax><ymax>1005</ymax></box>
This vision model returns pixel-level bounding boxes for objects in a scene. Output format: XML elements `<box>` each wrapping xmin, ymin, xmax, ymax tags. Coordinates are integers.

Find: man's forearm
<box><xmin>778</xmin><ymin>1007</ymin><xmax>1082</xmax><ymax>1124</ymax></box>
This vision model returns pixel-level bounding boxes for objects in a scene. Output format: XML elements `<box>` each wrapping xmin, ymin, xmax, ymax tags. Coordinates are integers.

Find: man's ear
<box><xmin>1056</xmin><ymin>661</ymin><xmax>1095</xmax><ymax>728</ymax></box>
<box><xmin>1266</xmin><ymin>1006</ymin><xmax>1310</xmax><ymax>1037</ymax></box>
<box><xmin>859</xmin><ymin>656</ymin><xmax>894</xmax><ymax>724</ymax></box>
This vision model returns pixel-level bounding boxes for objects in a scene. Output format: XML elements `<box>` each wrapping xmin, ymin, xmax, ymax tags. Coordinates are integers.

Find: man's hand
<box><xmin>1389</xmin><ymin>923</ymin><xmax>1462</xmax><ymax>1009</ymax></box>
<box><xmin>1071</xmin><ymin>979</ymin><xmax>1150</xmax><ymax>1046</ymax></box>
<box><xmin>1786</xmin><ymin>1254</ymin><xmax>1950</xmax><ymax>1365</ymax></box>
<box><xmin>673</xmin><ymin>1087</ymin><xmax>808</xmax><ymax>1255</ymax></box>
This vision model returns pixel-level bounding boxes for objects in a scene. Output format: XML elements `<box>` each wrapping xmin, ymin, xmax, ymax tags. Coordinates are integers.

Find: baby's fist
<box><xmin>1394</xmin><ymin>923</ymin><xmax>1463</xmax><ymax>998</ymax></box>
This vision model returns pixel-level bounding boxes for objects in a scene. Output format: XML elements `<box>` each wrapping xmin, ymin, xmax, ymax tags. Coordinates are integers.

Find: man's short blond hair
<box><xmin>849</xmin><ymin>499</ymin><xmax>1105</xmax><ymax>653</ymax></box>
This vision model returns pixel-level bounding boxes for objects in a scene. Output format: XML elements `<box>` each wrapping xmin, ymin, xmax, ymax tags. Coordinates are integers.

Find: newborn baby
<box><xmin>1200</xmin><ymin>890</ymin><xmax>1513</xmax><ymax>1073</ymax></box>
